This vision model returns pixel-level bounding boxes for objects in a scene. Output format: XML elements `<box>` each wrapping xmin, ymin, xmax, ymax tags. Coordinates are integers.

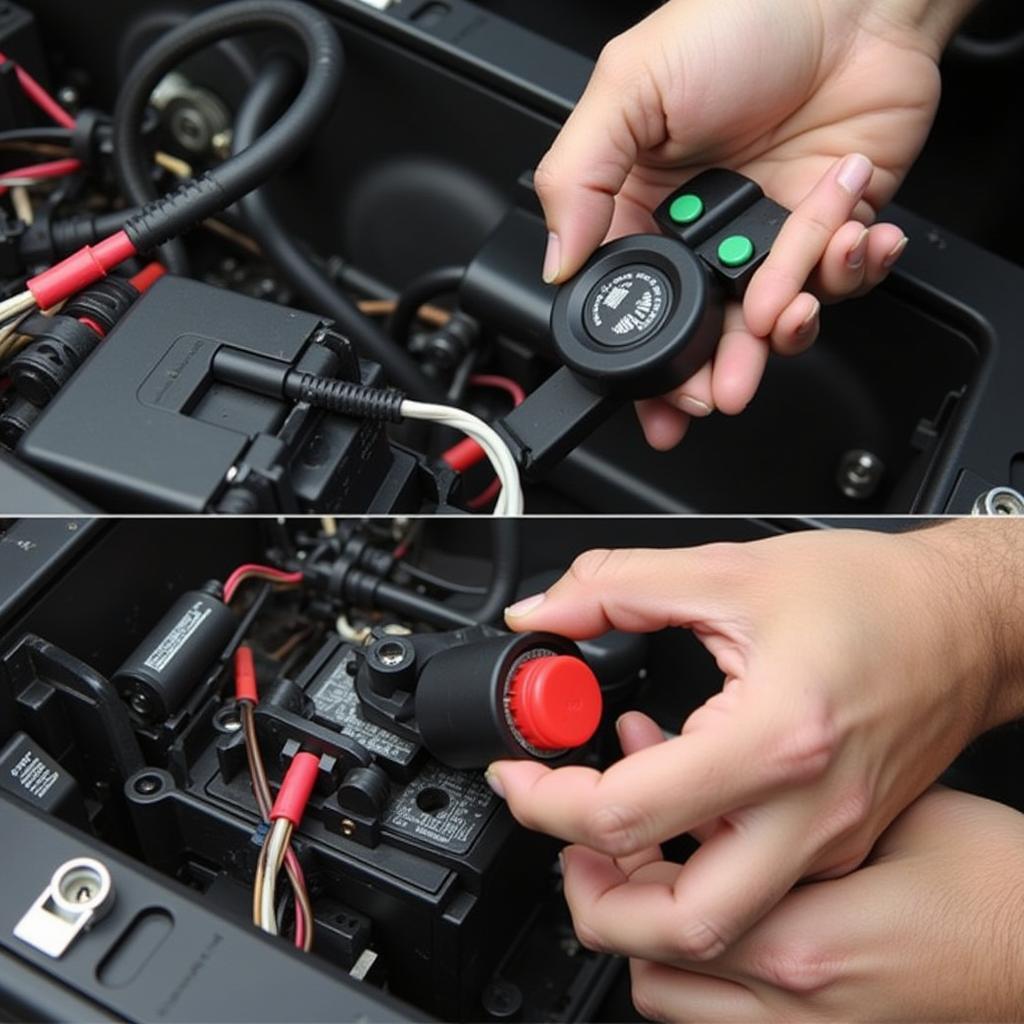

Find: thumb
<box><xmin>534</xmin><ymin>47</ymin><xmax>656</xmax><ymax>284</ymax></box>
<box><xmin>504</xmin><ymin>545</ymin><xmax>751</xmax><ymax>639</ymax></box>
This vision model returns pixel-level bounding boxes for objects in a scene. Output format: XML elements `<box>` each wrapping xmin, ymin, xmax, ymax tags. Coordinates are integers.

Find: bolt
<box><xmin>341</xmin><ymin>818</ymin><xmax>356</xmax><ymax>837</ymax></box>
<box><xmin>134</xmin><ymin>774</ymin><xmax>160</xmax><ymax>795</ymax></box>
<box><xmin>837</xmin><ymin>449</ymin><xmax>885</xmax><ymax>501</ymax></box>
<box><xmin>973</xmin><ymin>487</ymin><xmax>1024</xmax><ymax>517</ymax></box>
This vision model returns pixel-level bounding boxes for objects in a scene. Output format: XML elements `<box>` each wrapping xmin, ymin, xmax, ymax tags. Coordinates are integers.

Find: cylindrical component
<box><xmin>8</xmin><ymin>316</ymin><xmax>101</xmax><ymax>405</ymax></box>
<box><xmin>415</xmin><ymin>632</ymin><xmax>603</xmax><ymax>769</ymax></box>
<box><xmin>0</xmin><ymin>393</ymin><xmax>41</xmax><ymax>448</ymax></box>
<box><xmin>113</xmin><ymin>582</ymin><xmax>236</xmax><ymax>722</ymax></box>
<box><xmin>337</xmin><ymin>764</ymin><xmax>390</xmax><ymax>818</ymax></box>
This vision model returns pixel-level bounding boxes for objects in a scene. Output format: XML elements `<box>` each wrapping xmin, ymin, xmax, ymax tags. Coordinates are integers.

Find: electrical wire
<box><xmin>231</xmin><ymin>55</ymin><xmax>442</xmax><ymax>401</ymax></box>
<box><xmin>0</xmin><ymin>157</ymin><xmax>81</xmax><ymax>193</ymax></box>
<box><xmin>236</xmin><ymin>646</ymin><xmax>312</xmax><ymax>950</ymax></box>
<box><xmin>0</xmin><ymin>52</ymin><xmax>75</xmax><ymax>130</ymax></box>
<box><xmin>388</xmin><ymin>265</ymin><xmax>466</xmax><ymax>344</ymax></box>
<box><xmin>111</xmin><ymin>0</ymin><xmax>344</xmax><ymax>278</ymax></box>
<box><xmin>259</xmin><ymin>818</ymin><xmax>293</xmax><ymax>934</ymax></box>
<box><xmin>224</xmin><ymin>563</ymin><xmax>304</xmax><ymax>604</ymax></box>
<box><xmin>396</xmin><ymin>561</ymin><xmax>488</xmax><ymax>596</ymax></box>
<box><xmin>0</xmin><ymin>127</ymin><xmax>72</xmax><ymax>147</ymax></box>
<box><xmin>400</xmin><ymin>399</ymin><xmax>523</xmax><ymax>515</ymax></box>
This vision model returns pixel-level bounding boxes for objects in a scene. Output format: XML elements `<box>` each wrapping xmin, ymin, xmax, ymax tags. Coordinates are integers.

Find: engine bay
<box><xmin>1</xmin><ymin>515</ymin><xmax>1021</xmax><ymax>1021</ymax></box>
<box><xmin>0</xmin><ymin>0</ymin><xmax>1021</xmax><ymax>516</ymax></box>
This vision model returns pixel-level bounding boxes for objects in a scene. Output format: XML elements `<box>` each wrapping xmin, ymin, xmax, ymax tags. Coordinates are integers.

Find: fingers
<box><xmin>710</xmin><ymin>302</ymin><xmax>770</xmax><ymax>414</ymax></box>
<box><xmin>488</xmin><ymin>714</ymin><xmax>780</xmax><ymax>858</ymax></box>
<box><xmin>744</xmin><ymin>153</ymin><xmax>876</xmax><ymax>339</ymax></box>
<box><xmin>560</xmin><ymin>803</ymin><xmax>812</xmax><ymax>964</ymax></box>
<box><xmin>630</xmin><ymin>959</ymin><xmax>763</xmax><ymax>1022</ymax></box>
<box><xmin>534</xmin><ymin>41</ymin><xmax>661</xmax><ymax>283</ymax></box>
<box><xmin>634</xmin><ymin>398</ymin><xmax>691</xmax><ymax>451</ymax></box>
<box><xmin>504</xmin><ymin>544</ymin><xmax>751</xmax><ymax>638</ymax></box>
<box><xmin>813</xmin><ymin>221</ymin><xmax>908</xmax><ymax>302</ymax></box>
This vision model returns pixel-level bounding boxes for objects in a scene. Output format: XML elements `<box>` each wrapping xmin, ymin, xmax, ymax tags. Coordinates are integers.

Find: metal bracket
<box><xmin>13</xmin><ymin>857</ymin><xmax>114</xmax><ymax>958</ymax></box>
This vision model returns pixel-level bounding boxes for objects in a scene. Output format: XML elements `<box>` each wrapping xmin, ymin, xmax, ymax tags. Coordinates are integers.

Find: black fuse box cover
<box><xmin>16</xmin><ymin>277</ymin><xmax>341</xmax><ymax>512</ymax></box>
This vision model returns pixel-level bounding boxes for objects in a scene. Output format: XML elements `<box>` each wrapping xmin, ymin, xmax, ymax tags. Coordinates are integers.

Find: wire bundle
<box><xmin>235</xmin><ymin>645</ymin><xmax>314</xmax><ymax>951</ymax></box>
<box><xmin>402</xmin><ymin>399</ymin><xmax>523</xmax><ymax>515</ymax></box>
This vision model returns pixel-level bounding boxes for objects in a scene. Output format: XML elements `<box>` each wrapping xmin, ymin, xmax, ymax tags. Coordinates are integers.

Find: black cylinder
<box><xmin>113</xmin><ymin>583</ymin><xmax>236</xmax><ymax>722</ymax></box>
<box><xmin>338</xmin><ymin>765</ymin><xmax>390</xmax><ymax>818</ymax></box>
<box><xmin>414</xmin><ymin>632</ymin><xmax>584</xmax><ymax>769</ymax></box>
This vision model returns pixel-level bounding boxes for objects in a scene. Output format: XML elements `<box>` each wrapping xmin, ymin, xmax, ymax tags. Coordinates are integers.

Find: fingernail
<box><xmin>796</xmin><ymin>299</ymin><xmax>820</xmax><ymax>336</ymax></box>
<box><xmin>836</xmin><ymin>154</ymin><xmax>872</xmax><ymax>196</ymax></box>
<box><xmin>673</xmin><ymin>395</ymin><xmax>713</xmax><ymax>417</ymax></box>
<box><xmin>846</xmin><ymin>228</ymin><xmax>869</xmax><ymax>269</ymax></box>
<box><xmin>542</xmin><ymin>232</ymin><xmax>562</xmax><ymax>284</ymax></box>
<box><xmin>883</xmin><ymin>235</ymin><xmax>909</xmax><ymax>269</ymax></box>
<box><xmin>485</xmin><ymin>768</ymin><xmax>506</xmax><ymax>799</ymax></box>
<box><xmin>506</xmin><ymin>593</ymin><xmax>545</xmax><ymax>619</ymax></box>
<box><xmin>557</xmin><ymin>850</ymin><xmax>566</xmax><ymax>874</ymax></box>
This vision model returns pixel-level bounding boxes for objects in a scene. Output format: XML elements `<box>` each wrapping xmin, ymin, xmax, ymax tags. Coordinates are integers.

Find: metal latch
<box><xmin>13</xmin><ymin>857</ymin><xmax>114</xmax><ymax>958</ymax></box>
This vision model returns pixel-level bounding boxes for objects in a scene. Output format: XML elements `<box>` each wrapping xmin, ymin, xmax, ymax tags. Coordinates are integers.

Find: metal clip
<box><xmin>13</xmin><ymin>857</ymin><xmax>114</xmax><ymax>958</ymax></box>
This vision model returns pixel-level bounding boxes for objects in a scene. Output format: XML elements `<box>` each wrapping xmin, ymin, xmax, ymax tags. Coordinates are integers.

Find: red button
<box><xmin>508</xmin><ymin>655</ymin><xmax>602</xmax><ymax>750</ymax></box>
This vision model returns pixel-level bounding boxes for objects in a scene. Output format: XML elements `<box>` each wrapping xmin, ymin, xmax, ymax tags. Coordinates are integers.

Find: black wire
<box><xmin>471</xmin><ymin>519</ymin><xmax>521</xmax><ymax>624</ymax></box>
<box><xmin>388</xmin><ymin>265</ymin><xmax>467</xmax><ymax>345</ymax></box>
<box><xmin>0</xmin><ymin>127</ymin><xmax>72</xmax><ymax>146</ymax></box>
<box><xmin>231</xmin><ymin>56</ymin><xmax>443</xmax><ymax>401</ymax></box>
<box><xmin>112</xmin><ymin>0</ymin><xmax>343</xmax><ymax>274</ymax></box>
<box><xmin>397</xmin><ymin>560</ymin><xmax>488</xmax><ymax>596</ymax></box>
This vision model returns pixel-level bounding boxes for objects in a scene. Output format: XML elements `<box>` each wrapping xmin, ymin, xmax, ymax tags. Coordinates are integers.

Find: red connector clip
<box><xmin>234</xmin><ymin>645</ymin><xmax>259</xmax><ymax>704</ymax></box>
<box><xmin>270</xmin><ymin>751</ymin><xmax>321</xmax><ymax>826</ymax></box>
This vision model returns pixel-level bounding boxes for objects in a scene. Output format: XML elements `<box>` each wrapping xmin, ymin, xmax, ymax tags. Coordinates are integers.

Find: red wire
<box><xmin>223</xmin><ymin>564</ymin><xmax>304</xmax><ymax>604</ymax></box>
<box><xmin>0</xmin><ymin>52</ymin><xmax>76</xmax><ymax>130</ymax></box>
<box><xmin>440</xmin><ymin>374</ymin><xmax>525</xmax><ymax>508</ymax></box>
<box><xmin>467</xmin><ymin>373</ymin><xmax>526</xmax><ymax>407</ymax></box>
<box><xmin>0</xmin><ymin>156</ymin><xmax>82</xmax><ymax>196</ymax></box>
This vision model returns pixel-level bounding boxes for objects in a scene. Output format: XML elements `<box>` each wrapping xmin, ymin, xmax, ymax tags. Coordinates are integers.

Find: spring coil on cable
<box><xmin>283</xmin><ymin>373</ymin><xmax>406</xmax><ymax>422</ymax></box>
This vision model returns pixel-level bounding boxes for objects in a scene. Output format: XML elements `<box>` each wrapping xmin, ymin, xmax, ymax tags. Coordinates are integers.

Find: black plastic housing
<box><xmin>16</xmin><ymin>277</ymin><xmax>427</xmax><ymax>513</ymax></box>
<box><xmin>415</xmin><ymin>631</ymin><xmax>590</xmax><ymax>768</ymax></box>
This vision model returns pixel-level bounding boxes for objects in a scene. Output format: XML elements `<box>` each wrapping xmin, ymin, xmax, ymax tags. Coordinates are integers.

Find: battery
<box><xmin>113</xmin><ymin>582</ymin><xmax>236</xmax><ymax>722</ymax></box>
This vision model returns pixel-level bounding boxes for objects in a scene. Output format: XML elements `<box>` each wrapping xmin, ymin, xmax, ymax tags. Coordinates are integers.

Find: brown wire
<box><xmin>357</xmin><ymin>297</ymin><xmax>451</xmax><ymax>327</ymax></box>
<box><xmin>241</xmin><ymin>700</ymin><xmax>314</xmax><ymax>950</ymax></box>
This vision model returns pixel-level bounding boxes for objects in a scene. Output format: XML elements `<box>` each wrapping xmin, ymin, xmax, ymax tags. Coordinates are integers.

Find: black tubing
<box><xmin>112</xmin><ymin>1</ymin><xmax>343</xmax><ymax>268</ymax></box>
<box><xmin>233</xmin><ymin>56</ymin><xmax>443</xmax><ymax>400</ymax></box>
<box><xmin>471</xmin><ymin>519</ymin><xmax>522</xmax><ymax>624</ymax></box>
<box><xmin>388</xmin><ymin>265</ymin><xmax>467</xmax><ymax>344</ymax></box>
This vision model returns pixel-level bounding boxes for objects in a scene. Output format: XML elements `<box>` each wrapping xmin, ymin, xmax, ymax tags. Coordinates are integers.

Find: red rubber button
<box><xmin>508</xmin><ymin>655</ymin><xmax>602</xmax><ymax>750</ymax></box>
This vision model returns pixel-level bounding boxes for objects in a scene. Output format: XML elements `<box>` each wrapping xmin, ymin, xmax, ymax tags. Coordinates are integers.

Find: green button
<box><xmin>718</xmin><ymin>235</ymin><xmax>755</xmax><ymax>268</ymax></box>
<box><xmin>669</xmin><ymin>193</ymin><xmax>704</xmax><ymax>225</ymax></box>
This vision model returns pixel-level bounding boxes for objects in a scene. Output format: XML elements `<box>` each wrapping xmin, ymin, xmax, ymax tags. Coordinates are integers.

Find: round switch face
<box><xmin>507</xmin><ymin>654</ymin><xmax>603</xmax><ymax>751</ymax></box>
<box><xmin>583</xmin><ymin>265</ymin><xmax>673</xmax><ymax>348</ymax></box>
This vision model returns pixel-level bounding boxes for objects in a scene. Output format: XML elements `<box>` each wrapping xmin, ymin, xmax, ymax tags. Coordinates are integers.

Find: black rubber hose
<box><xmin>111</xmin><ymin>1</ymin><xmax>343</xmax><ymax>268</ymax></box>
<box><xmin>389</xmin><ymin>265</ymin><xmax>467</xmax><ymax>344</ymax></box>
<box><xmin>471</xmin><ymin>519</ymin><xmax>522</xmax><ymax>624</ymax></box>
<box><xmin>233</xmin><ymin>56</ymin><xmax>443</xmax><ymax>400</ymax></box>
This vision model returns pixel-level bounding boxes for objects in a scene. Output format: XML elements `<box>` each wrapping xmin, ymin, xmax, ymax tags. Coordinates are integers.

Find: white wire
<box><xmin>400</xmin><ymin>400</ymin><xmax>524</xmax><ymax>516</ymax></box>
<box><xmin>260</xmin><ymin>818</ymin><xmax>291</xmax><ymax>935</ymax></box>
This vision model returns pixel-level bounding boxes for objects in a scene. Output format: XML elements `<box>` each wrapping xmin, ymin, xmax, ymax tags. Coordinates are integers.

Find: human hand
<box><xmin>536</xmin><ymin>0</ymin><xmax>952</xmax><ymax>449</ymax></box>
<box><xmin>487</xmin><ymin>523</ymin><xmax>1024</xmax><ymax>962</ymax></box>
<box><xmin>623</xmin><ymin>786</ymin><xmax>1024</xmax><ymax>1021</ymax></box>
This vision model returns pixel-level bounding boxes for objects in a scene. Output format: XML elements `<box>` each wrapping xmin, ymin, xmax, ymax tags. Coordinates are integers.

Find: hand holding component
<box><xmin>535</xmin><ymin>0</ymin><xmax>964</xmax><ymax>448</ymax></box>
<box><xmin>487</xmin><ymin>522</ymin><xmax>1024</xmax><ymax>963</ymax></box>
